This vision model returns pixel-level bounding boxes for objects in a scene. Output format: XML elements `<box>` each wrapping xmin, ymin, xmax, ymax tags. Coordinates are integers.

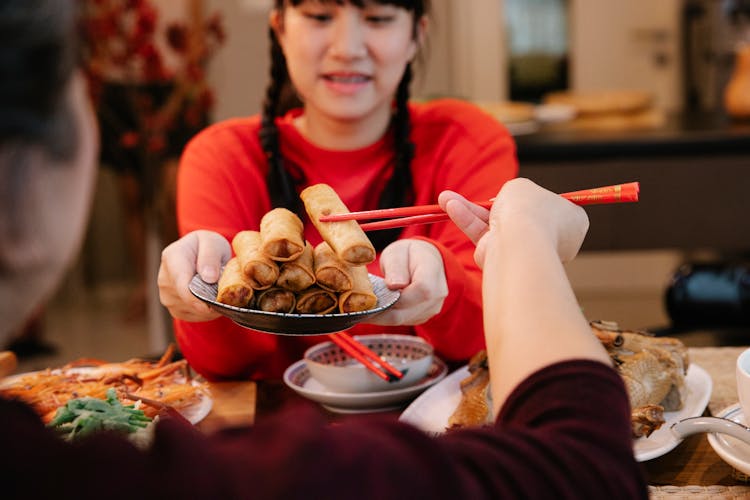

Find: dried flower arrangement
<box><xmin>77</xmin><ymin>0</ymin><xmax>225</xmax><ymax>198</ymax></box>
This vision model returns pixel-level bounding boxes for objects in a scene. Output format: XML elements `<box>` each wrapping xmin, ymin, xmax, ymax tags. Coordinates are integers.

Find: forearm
<box><xmin>483</xmin><ymin>223</ymin><xmax>611</xmax><ymax>415</ymax></box>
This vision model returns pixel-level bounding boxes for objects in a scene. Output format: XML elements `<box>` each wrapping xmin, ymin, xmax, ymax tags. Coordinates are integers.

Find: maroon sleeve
<box><xmin>0</xmin><ymin>360</ymin><xmax>645</xmax><ymax>499</ymax></box>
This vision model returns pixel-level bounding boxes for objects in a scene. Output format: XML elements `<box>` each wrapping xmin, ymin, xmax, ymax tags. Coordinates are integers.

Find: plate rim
<box><xmin>189</xmin><ymin>272</ymin><xmax>400</xmax><ymax>335</ymax></box>
<box><xmin>398</xmin><ymin>362</ymin><xmax>712</xmax><ymax>463</ymax></box>
<box><xmin>707</xmin><ymin>403</ymin><xmax>750</xmax><ymax>475</ymax></box>
<box><xmin>283</xmin><ymin>357</ymin><xmax>448</xmax><ymax>410</ymax></box>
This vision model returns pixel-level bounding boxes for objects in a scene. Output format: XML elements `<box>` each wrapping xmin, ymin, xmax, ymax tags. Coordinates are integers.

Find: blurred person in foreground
<box><xmin>0</xmin><ymin>1</ymin><xmax>645</xmax><ymax>498</ymax></box>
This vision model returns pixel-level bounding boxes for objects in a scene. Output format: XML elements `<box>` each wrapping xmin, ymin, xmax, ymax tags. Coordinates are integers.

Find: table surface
<box><xmin>196</xmin><ymin>346</ymin><xmax>750</xmax><ymax>498</ymax></box>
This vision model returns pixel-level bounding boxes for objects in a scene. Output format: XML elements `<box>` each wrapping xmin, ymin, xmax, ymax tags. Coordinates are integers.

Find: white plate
<box><xmin>399</xmin><ymin>363</ymin><xmax>712</xmax><ymax>462</ymax></box>
<box><xmin>707</xmin><ymin>404</ymin><xmax>750</xmax><ymax>475</ymax></box>
<box><xmin>283</xmin><ymin>357</ymin><xmax>448</xmax><ymax>413</ymax></box>
<box><xmin>634</xmin><ymin>364</ymin><xmax>712</xmax><ymax>461</ymax></box>
<box><xmin>164</xmin><ymin>383</ymin><xmax>212</xmax><ymax>425</ymax></box>
<box><xmin>190</xmin><ymin>273</ymin><xmax>400</xmax><ymax>335</ymax></box>
<box><xmin>398</xmin><ymin>365</ymin><xmax>469</xmax><ymax>434</ymax></box>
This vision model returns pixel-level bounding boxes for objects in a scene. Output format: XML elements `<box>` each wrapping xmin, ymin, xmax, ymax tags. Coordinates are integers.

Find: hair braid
<box><xmin>369</xmin><ymin>63</ymin><xmax>415</xmax><ymax>251</ymax></box>
<box><xmin>259</xmin><ymin>27</ymin><xmax>300</xmax><ymax>214</ymax></box>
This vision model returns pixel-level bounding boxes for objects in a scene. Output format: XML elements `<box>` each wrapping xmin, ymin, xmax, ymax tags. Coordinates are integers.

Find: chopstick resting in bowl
<box><xmin>319</xmin><ymin>182</ymin><xmax>640</xmax><ymax>231</ymax></box>
<box><xmin>328</xmin><ymin>332</ymin><xmax>404</xmax><ymax>383</ymax></box>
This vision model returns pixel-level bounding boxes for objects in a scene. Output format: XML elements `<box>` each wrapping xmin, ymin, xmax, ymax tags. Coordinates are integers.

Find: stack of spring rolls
<box><xmin>216</xmin><ymin>184</ymin><xmax>380</xmax><ymax>315</ymax></box>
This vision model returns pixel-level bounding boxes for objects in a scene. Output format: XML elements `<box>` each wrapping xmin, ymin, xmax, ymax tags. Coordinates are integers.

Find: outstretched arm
<box><xmin>440</xmin><ymin>178</ymin><xmax>611</xmax><ymax>414</ymax></box>
<box><xmin>157</xmin><ymin>230</ymin><xmax>231</xmax><ymax>322</ymax></box>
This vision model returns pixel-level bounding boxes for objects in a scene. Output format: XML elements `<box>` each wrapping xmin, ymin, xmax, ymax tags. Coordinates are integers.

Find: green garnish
<box><xmin>47</xmin><ymin>388</ymin><xmax>152</xmax><ymax>441</ymax></box>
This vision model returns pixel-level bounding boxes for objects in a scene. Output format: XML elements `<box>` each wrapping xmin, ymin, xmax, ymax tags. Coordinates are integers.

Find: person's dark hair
<box><xmin>0</xmin><ymin>0</ymin><xmax>77</xmax><ymax>155</ymax></box>
<box><xmin>0</xmin><ymin>0</ymin><xmax>78</xmax><ymax>245</ymax></box>
<box><xmin>260</xmin><ymin>0</ymin><xmax>429</xmax><ymax>250</ymax></box>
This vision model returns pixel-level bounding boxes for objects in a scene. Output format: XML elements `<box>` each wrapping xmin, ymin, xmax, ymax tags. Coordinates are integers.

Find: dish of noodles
<box><xmin>0</xmin><ymin>345</ymin><xmax>211</xmax><ymax>425</ymax></box>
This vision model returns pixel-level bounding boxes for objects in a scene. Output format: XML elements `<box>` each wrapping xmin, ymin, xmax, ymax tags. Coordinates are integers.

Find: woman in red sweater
<box><xmin>158</xmin><ymin>0</ymin><xmax>518</xmax><ymax>380</ymax></box>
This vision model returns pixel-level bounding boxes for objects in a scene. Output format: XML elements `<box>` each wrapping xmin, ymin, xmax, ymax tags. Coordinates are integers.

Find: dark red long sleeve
<box><xmin>0</xmin><ymin>360</ymin><xmax>646</xmax><ymax>499</ymax></box>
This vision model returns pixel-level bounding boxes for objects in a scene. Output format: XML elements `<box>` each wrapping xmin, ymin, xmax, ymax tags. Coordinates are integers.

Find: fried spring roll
<box><xmin>260</xmin><ymin>208</ymin><xmax>305</xmax><ymax>262</ymax></box>
<box><xmin>232</xmin><ymin>230</ymin><xmax>279</xmax><ymax>290</ymax></box>
<box><xmin>338</xmin><ymin>266</ymin><xmax>378</xmax><ymax>313</ymax></box>
<box><xmin>295</xmin><ymin>286</ymin><xmax>338</xmax><ymax>315</ymax></box>
<box><xmin>277</xmin><ymin>241</ymin><xmax>316</xmax><ymax>292</ymax></box>
<box><xmin>256</xmin><ymin>287</ymin><xmax>296</xmax><ymax>313</ymax></box>
<box><xmin>300</xmin><ymin>184</ymin><xmax>376</xmax><ymax>265</ymax></box>
<box><xmin>313</xmin><ymin>242</ymin><xmax>353</xmax><ymax>292</ymax></box>
<box><xmin>216</xmin><ymin>258</ymin><xmax>255</xmax><ymax>308</ymax></box>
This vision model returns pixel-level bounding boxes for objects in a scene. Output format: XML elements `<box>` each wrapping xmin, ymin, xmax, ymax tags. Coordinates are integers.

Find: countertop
<box><xmin>513</xmin><ymin>110</ymin><xmax>750</xmax><ymax>252</ymax></box>
<box><xmin>515</xmin><ymin>111</ymin><xmax>750</xmax><ymax>162</ymax></box>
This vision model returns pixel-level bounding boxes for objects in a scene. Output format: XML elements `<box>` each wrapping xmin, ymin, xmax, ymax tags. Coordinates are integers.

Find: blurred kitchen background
<box><xmin>11</xmin><ymin>0</ymin><xmax>750</xmax><ymax>371</ymax></box>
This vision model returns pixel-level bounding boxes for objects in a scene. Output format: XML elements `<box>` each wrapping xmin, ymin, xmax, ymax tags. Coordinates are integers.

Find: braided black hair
<box><xmin>258</xmin><ymin>25</ymin><xmax>302</xmax><ymax>215</ymax></box>
<box><xmin>370</xmin><ymin>63</ymin><xmax>415</xmax><ymax>250</ymax></box>
<box><xmin>260</xmin><ymin>0</ymin><xmax>428</xmax><ymax>251</ymax></box>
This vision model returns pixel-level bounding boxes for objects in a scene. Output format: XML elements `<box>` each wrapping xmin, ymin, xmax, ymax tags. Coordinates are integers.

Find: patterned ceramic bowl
<box><xmin>304</xmin><ymin>334</ymin><xmax>434</xmax><ymax>393</ymax></box>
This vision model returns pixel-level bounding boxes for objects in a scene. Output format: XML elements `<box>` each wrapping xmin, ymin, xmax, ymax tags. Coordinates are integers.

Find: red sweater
<box><xmin>0</xmin><ymin>361</ymin><xmax>647</xmax><ymax>499</ymax></box>
<box><xmin>176</xmin><ymin>99</ymin><xmax>518</xmax><ymax>380</ymax></box>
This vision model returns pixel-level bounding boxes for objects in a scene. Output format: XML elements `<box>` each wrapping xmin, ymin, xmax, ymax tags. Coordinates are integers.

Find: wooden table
<box><xmin>195</xmin><ymin>381</ymin><xmax>257</xmax><ymax>434</ymax></box>
<box><xmin>194</xmin><ymin>347</ymin><xmax>750</xmax><ymax>498</ymax></box>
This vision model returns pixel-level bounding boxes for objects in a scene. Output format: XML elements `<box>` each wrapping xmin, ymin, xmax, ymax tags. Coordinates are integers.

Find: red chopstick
<box><xmin>328</xmin><ymin>332</ymin><xmax>404</xmax><ymax>383</ymax></box>
<box><xmin>319</xmin><ymin>182</ymin><xmax>640</xmax><ymax>231</ymax></box>
<box><xmin>358</xmin><ymin>213</ymin><xmax>455</xmax><ymax>232</ymax></box>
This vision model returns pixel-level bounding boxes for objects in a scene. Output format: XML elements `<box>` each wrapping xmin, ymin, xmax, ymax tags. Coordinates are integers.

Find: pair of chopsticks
<box><xmin>328</xmin><ymin>332</ymin><xmax>404</xmax><ymax>383</ymax></box>
<box><xmin>319</xmin><ymin>182</ymin><xmax>640</xmax><ymax>231</ymax></box>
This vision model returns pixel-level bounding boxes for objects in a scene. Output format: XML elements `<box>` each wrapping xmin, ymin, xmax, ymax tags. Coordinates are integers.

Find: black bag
<box><xmin>665</xmin><ymin>262</ymin><xmax>750</xmax><ymax>328</ymax></box>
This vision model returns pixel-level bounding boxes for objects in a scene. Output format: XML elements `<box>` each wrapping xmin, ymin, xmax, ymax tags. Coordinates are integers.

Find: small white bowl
<box><xmin>304</xmin><ymin>334</ymin><xmax>434</xmax><ymax>393</ymax></box>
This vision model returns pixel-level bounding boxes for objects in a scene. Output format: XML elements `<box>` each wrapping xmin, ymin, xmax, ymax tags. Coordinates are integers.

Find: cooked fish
<box><xmin>447</xmin><ymin>322</ymin><xmax>689</xmax><ymax>439</ymax></box>
<box><xmin>447</xmin><ymin>350</ymin><xmax>493</xmax><ymax>430</ymax></box>
<box><xmin>591</xmin><ymin>320</ymin><xmax>689</xmax><ymax>437</ymax></box>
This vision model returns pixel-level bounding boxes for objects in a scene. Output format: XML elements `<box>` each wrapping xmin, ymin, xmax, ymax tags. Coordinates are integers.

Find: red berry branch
<box><xmin>77</xmin><ymin>0</ymin><xmax>225</xmax><ymax>169</ymax></box>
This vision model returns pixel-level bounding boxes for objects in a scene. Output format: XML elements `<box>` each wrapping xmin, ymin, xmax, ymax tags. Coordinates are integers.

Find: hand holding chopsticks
<box><xmin>319</xmin><ymin>182</ymin><xmax>640</xmax><ymax>231</ymax></box>
<box><xmin>328</xmin><ymin>332</ymin><xmax>404</xmax><ymax>383</ymax></box>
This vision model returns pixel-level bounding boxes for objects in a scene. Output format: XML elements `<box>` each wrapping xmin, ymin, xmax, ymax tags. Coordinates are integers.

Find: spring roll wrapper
<box><xmin>338</xmin><ymin>265</ymin><xmax>377</xmax><ymax>313</ymax></box>
<box><xmin>232</xmin><ymin>230</ymin><xmax>279</xmax><ymax>290</ymax></box>
<box><xmin>277</xmin><ymin>241</ymin><xmax>316</xmax><ymax>292</ymax></box>
<box><xmin>216</xmin><ymin>257</ymin><xmax>255</xmax><ymax>308</ymax></box>
<box><xmin>260</xmin><ymin>208</ymin><xmax>305</xmax><ymax>262</ymax></box>
<box><xmin>295</xmin><ymin>286</ymin><xmax>338</xmax><ymax>315</ymax></box>
<box><xmin>300</xmin><ymin>184</ymin><xmax>376</xmax><ymax>265</ymax></box>
<box><xmin>256</xmin><ymin>287</ymin><xmax>296</xmax><ymax>313</ymax></box>
<box><xmin>313</xmin><ymin>242</ymin><xmax>353</xmax><ymax>292</ymax></box>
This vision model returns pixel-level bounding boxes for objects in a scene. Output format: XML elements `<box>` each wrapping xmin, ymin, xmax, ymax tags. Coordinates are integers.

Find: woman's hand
<box><xmin>157</xmin><ymin>230</ymin><xmax>231</xmax><ymax>322</ymax></box>
<box><xmin>369</xmin><ymin>239</ymin><xmax>448</xmax><ymax>326</ymax></box>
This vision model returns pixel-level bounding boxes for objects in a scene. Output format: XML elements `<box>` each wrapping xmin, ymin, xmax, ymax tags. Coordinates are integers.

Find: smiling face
<box><xmin>272</xmin><ymin>0</ymin><xmax>424</xmax><ymax>136</ymax></box>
